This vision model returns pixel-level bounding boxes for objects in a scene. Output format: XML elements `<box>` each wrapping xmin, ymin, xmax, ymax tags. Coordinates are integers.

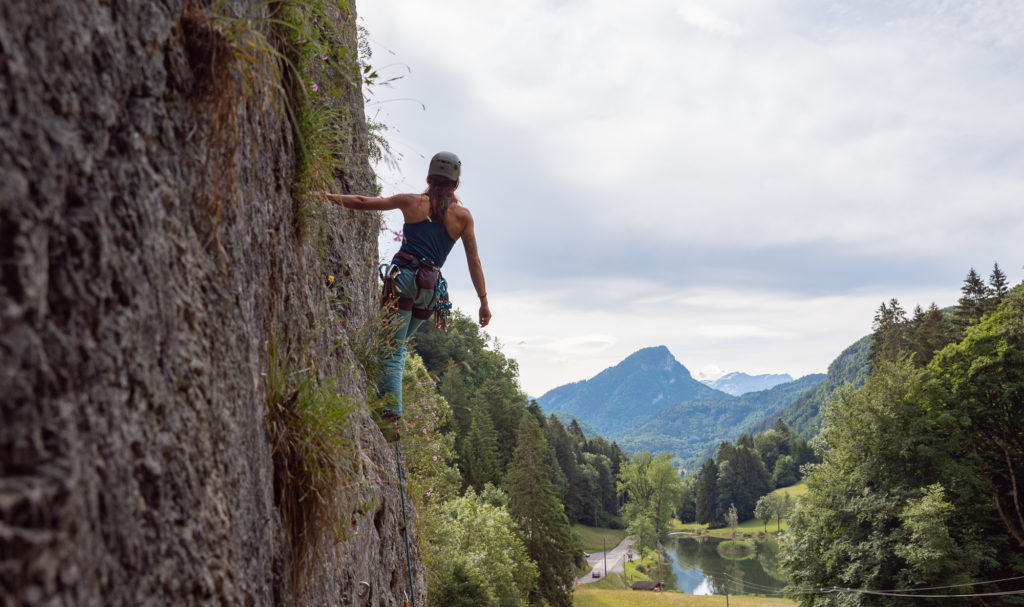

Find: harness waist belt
<box><xmin>393</xmin><ymin>249</ymin><xmax>440</xmax><ymax>270</ymax></box>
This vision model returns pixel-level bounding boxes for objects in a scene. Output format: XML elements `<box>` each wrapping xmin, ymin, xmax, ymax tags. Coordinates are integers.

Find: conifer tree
<box><xmin>505</xmin><ymin>415</ymin><xmax>575</xmax><ymax>607</ymax></box>
<box><xmin>988</xmin><ymin>262</ymin><xmax>1009</xmax><ymax>306</ymax></box>
<box><xmin>956</xmin><ymin>267</ymin><xmax>988</xmax><ymax>329</ymax></box>
<box><xmin>473</xmin><ymin>378</ymin><xmax>524</xmax><ymax>474</ymax></box>
<box><xmin>545</xmin><ymin>415</ymin><xmax>584</xmax><ymax>522</ymax></box>
<box><xmin>871</xmin><ymin>298</ymin><xmax>909</xmax><ymax>368</ymax></box>
<box><xmin>694</xmin><ymin>458</ymin><xmax>719</xmax><ymax>525</ymax></box>
<box><xmin>462</xmin><ymin>400</ymin><xmax>501</xmax><ymax>490</ymax></box>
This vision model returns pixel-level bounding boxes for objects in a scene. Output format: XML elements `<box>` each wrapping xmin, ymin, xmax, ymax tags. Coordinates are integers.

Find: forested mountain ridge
<box><xmin>537</xmin><ymin>346</ymin><xmax>721</xmax><ymax>436</ymax></box>
<box><xmin>744</xmin><ymin>335</ymin><xmax>872</xmax><ymax>440</ymax></box>
<box><xmin>619</xmin><ymin>372</ymin><xmax>826</xmax><ymax>469</ymax></box>
<box><xmin>537</xmin><ymin>346</ymin><xmax>826</xmax><ymax>465</ymax></box>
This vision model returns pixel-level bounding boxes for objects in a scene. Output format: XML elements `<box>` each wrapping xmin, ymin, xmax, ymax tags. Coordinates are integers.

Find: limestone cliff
<box><xmin>0</xmin><ymin>1</ymin><xmax>425</xmax><ymax>604</ymax></box>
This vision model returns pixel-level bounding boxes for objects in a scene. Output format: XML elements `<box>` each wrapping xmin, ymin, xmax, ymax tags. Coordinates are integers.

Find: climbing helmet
<box><xmin>427</xmin><ymin>151</ymin><xmax>461</xmax><ymax>181</ymax></box>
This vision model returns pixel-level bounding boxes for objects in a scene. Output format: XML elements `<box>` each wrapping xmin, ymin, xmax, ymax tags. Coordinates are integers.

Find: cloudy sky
<box><xmin>357</xmin><ymin>0</ymin><xmax>1024</xmax><ymax>397</ymax></box>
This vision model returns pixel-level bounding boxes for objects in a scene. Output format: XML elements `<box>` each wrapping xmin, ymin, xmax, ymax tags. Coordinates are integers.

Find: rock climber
<box><xmin>320</xmin><ymin>151</ymin><xmax>491</xmax><ymax>421</ymax></box>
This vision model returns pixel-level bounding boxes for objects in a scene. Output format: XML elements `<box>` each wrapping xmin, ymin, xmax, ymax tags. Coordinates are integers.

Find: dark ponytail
<box><xmin>425</xmin><ymin>174</ymin><xmax>459</xmax><ymax>222</ymax></box>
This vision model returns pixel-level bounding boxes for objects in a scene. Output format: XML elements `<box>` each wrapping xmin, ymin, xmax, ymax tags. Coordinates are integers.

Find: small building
<box><xmin>631</xmin><ymin>581</ymin><xmax>664</xmax><ymax>592</ymax></box>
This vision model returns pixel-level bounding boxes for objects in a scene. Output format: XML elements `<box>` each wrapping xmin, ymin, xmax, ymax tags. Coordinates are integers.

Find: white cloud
<box><xmin>360</xmin><ymin>0</ymin><xmax>1024</xmax><ymax>395</ymax></box>
<box><xmin>696</xmin><ymin>324</ymin><xmax>797</xmax><ymax>340</ymax></box>
<box><xmin>695</xmin><ymin>364</ymin><xmax>726</xmax><ymax>381</ymax></box>
<box><xmin>676</xmin><ymin>1</ymin><xmax>743</xmax><ymax>37</ymax></box>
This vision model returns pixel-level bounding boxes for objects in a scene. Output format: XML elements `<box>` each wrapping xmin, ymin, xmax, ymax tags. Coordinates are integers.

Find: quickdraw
<box><xmin>378</xmin><ymin>262</ymin><xmax>401</xmax><ymax>311</ymax></box>
<box><xmin>379</xmin><ymin>259</ymin><xmax>451</xmax><ymax>332</ymax></box>
<box><xmin>434</xmin><ymin>276</ymin><xmax>452</xmax><ymax>331</ymax></box>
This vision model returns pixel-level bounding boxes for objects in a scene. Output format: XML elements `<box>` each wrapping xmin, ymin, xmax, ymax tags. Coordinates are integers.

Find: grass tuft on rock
<box><xmin>265</xmin><ymin>336</ymin><xmax>355</xmax><ymax>585</ymax></box>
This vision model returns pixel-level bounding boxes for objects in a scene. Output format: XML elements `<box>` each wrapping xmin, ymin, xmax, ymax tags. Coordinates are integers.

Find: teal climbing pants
<box><xmin>379</xmin><ymin>266</ymin><xmax>438</xmax><ymax>416</ymax></box>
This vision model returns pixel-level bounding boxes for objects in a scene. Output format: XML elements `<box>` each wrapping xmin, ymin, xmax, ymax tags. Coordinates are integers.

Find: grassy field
<box><xmin>573</xmin><ymin>524</ymin><xmax>629</xmax><ymax>553</ymax></box>
<box><xmin>574</xmin><ymin>588</ymin><xmax>797</xmax><ymax>606</ymax></box>
<box><xmin>672</xmin><ymin>483</ymin><xmax>807</xmax><ymax>536</ymax></box>
<box><xmin>770</xmin><ymin>482</ymin><xmax>807</xmax><ymax>499</ymax></box>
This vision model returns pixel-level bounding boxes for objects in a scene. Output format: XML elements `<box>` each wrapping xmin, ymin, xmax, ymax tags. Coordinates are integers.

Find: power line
<box><xmin>865</xmin><ymin>574</ymin><xmax>1024</xmax><ymax>593</ymax></box>
<box><xmin>831</xmin><ymin>587</ymin><xmax>1024</xmax><ymax>599</ymax></box>
<box><xmin>692</xmin><ymin>569</ymin><xmax>1024</xmax><ymax>599</ymax></box>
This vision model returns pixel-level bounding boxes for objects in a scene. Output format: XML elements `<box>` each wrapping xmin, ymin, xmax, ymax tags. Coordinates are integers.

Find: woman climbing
<box><xmin>320</xmin><ymin>151</ymin><xmax>491</xmax><ymax>421</ymax></box>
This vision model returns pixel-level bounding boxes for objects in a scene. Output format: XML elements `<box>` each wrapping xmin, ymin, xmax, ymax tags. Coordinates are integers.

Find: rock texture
<box><xmin>0</xmin><ymin>1</ymin><xmax>424</xmax><ymax>605</ymax></box>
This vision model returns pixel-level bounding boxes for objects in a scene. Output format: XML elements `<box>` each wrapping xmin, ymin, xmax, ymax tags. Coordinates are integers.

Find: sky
<box><xmin>357</xmin><ymin>0</ymin><xmax>1024</xmax><ymax>397</ymax></box>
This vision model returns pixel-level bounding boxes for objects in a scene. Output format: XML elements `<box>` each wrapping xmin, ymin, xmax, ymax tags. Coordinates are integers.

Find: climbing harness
<box><xmin>378</xmin><ymin>252</ymin><xmax>451</xmax><ymax>332</ymax></box>
<box><xmin>395</xmin><ymin>441</ymin><xmax>417</xmax><ymax>607</ymax></box>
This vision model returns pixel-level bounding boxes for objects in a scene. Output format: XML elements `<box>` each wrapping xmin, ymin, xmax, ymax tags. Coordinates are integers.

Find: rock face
<box><xmin>0</xmin><ymin>1</ymin><xmax>424</xmax><ymax>605</ymax></box>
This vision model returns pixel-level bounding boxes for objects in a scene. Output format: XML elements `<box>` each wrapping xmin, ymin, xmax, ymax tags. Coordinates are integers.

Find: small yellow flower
<box><xmin>328</xmin><ymin>275</ymin><xmax>335</xmax><ymax>283</ymax></box>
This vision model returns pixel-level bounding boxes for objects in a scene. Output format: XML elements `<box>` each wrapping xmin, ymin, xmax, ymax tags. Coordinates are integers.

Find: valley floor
<box><xmin>573</xmin><ymin>588</ymin><xmax>797</xmax><ymax>606</ymax></box>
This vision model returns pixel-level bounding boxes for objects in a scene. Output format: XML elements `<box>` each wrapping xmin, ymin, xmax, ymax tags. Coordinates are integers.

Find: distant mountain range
<box><xmin>536</xmin><ymin>346</ymin><xmax>719</xmax><ymax>438</ymax></box>
<box><xmin>617</xmin><ymin>373</ymin><xmax>825</xmax><ymax>468</ymax></box>
<box><xmin>700</xmin><ymin>371</ymin><xmax>793</xmax><ymax>395</ymax></box>
<box><xmin>744</xmin><ymin>335</ymin><xmax>872</xmax><ymax>440</ymax></box>
<box><xmin>538</xmin><ymin>342</ymin><xmax>872</xmax><ymax>466</ymax></box>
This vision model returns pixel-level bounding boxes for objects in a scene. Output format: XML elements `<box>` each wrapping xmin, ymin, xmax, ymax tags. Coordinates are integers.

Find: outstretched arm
<box><xmin>320</xmin><ymin>192</ymin><xmax>418</xmax><ymax>211</ymax></box>
<box><xmin>461</xmin><ymin>214</ymin><xmax>491</xmax><ymax>327</ymax></box>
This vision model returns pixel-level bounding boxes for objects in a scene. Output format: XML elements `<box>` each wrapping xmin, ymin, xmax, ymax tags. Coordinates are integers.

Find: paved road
<box><xmin>576</xmin><ymin>537</ymin><xmax>634</xmax><ymax>585</ymax></box>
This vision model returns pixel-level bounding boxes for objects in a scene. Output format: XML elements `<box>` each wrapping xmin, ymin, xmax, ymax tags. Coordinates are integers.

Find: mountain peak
<box><xmin>537</xmin><ymin>346</ymin><xmax>714</xmax><ymax>436</ymax></box>
<box><xmin>618</xmin><ymin>346</ymin><xmax>690</xmax><ymax>375</ymax></box>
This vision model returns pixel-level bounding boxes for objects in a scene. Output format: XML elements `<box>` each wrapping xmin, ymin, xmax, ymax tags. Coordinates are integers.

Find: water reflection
<box><xmin>661</xmin><ymin>536</ymin><xmax>787</xmax><ymax>596</ymax></box>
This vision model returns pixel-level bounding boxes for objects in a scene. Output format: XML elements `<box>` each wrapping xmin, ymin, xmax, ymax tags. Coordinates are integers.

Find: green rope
<box><xmin>395</xmin><ymin>441</ymin><xmax>416</xmax><ymax>607</ymax></box>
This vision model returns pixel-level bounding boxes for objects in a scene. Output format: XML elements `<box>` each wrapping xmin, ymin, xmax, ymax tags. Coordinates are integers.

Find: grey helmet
<box><xmin>428</xmin><ymin>151</ymin><xmax>461</xmax><ymax>181</ymax></box>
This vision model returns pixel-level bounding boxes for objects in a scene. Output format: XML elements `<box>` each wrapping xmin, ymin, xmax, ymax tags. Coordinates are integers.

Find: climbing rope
<box><xmin>394</xmin><ymin>441</ymin><xmax>417</xmax><ymax>607</ymax></box>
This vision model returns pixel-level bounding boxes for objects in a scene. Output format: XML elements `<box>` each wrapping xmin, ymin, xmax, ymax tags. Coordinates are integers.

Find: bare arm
<box><xmin>320</xmin><ymin>192</ymin><xmax>419</xmax><ymax>212</ymax></box>
<box><xmin>460</xmin><ymin>213</ymin><xmax>491</xmax><ymax>327</ymax></box>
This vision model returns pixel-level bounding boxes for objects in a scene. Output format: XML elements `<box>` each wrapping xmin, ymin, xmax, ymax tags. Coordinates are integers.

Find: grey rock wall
<box><xmin>0</xmin><ymin>1</ymin><xmax>424</xmax><ymax>605</ymax></box>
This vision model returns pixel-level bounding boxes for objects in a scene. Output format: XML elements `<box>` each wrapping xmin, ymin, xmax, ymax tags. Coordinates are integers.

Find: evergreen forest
<box><xmin>399</xmin><ymin>264</ymin><xmax>1023</xmax><ymax>606</ymax></box>
<box><xmin>397</xmin><ymin>313</ymin><xmax>628</xmax><ymax>606</ymax></box>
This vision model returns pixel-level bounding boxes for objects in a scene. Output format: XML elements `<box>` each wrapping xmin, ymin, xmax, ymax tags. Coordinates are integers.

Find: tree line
<box><xmin>782</xmin><ymin>266</ymin><xmax>1023</xmax><ymax>606</ymax></box>
<box><xmin>399</xmin><ymin>312</ymin><xmax>627</xmax><ymax>607</ymax></box>
<box><xmin>682</xmin><ymin>419</ymin><xmax>816</xmax><ymax>527</ymax></box>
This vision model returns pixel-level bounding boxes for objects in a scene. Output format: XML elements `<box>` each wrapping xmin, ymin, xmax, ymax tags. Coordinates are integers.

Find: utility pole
<box><xmin>603</xmin><ymin>537</ymin><xmax>607</xmax><ymax>579</ymax></box>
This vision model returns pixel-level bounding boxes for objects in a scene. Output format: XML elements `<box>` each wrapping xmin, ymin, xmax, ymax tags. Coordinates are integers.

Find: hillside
<box><xmin>744</xmin><ymin>335</ymin><xmax>872</xmax><ymax>439</ymax></box>
<box><xmin>617</xmin><ymin>373</ymin><xmax>825</xmax><ymax>466</ymax></box>
<box><xmin>537</xmin><ymin>346</ymin><xmax>721</xmax><ymax>437</ymax></box>
<box><xmin>0</xmin><ymin>2</ymin><xmax>424</xmax><ymax>605</ymax></box>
